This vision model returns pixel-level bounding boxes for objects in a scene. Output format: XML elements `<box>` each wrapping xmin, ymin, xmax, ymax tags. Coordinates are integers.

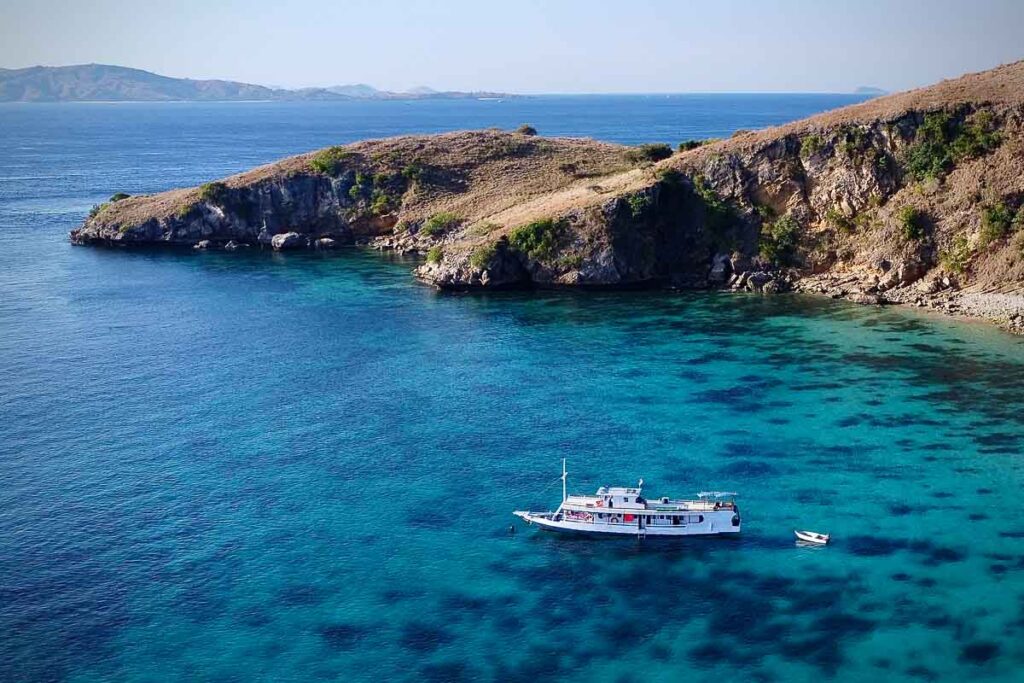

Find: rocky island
<box><xmin>71</xmin><ymin>62</ymin><xmax>1024</xmax><ymax>333</ymax></box>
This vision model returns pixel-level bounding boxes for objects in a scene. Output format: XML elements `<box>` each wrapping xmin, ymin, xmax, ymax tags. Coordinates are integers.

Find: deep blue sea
<box><xmin>3</xmin><ymin>96</ymin><xmax>1024</xmax><ymax>683</ymax></box>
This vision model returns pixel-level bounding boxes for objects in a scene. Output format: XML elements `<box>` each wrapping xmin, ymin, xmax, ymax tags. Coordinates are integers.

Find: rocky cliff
<box><xmin>72</xmin><ymin>61</ymin><xmax>1024</xmax><ymax>333</ymax></box>
<box><xmin>71</xmin><ymin>131</ymin><xmax>635</xmax><ymax>251</ymax></box>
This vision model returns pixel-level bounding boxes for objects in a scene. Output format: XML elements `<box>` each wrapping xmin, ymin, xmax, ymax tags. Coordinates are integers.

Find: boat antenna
<box><xmin>562</xmin><ymin>458</ymin><xmax>567</xmax><ymax>503</ymax></box>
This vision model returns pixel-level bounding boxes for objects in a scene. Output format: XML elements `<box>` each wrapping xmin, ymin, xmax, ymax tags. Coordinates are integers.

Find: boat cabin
<box><xmin>559</xmin><ymin>485</ymin><xmax>738</xmax><ymax>529</ymax></box>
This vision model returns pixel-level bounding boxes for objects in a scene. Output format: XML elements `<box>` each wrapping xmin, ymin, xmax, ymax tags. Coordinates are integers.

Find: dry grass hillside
<box><xmin>91</xmin><ymin>130</ymin><xmax>635</xmax><ymax>229</ymax></box>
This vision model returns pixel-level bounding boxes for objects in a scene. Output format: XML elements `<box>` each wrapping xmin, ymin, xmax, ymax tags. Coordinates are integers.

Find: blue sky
<box><xmin>2</xmin><ymin>0</ymin><xmax>1022</xmax><ymax>93</ymax></box>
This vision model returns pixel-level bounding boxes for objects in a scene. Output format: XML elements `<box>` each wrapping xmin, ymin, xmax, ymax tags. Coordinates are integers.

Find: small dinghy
<box><xmin>794</xmin><ymin>530</ymin><xmax>829</xmax><ymax>545</ymax></box>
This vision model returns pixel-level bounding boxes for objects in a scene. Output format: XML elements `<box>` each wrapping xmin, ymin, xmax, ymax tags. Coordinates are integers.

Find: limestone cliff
<box><xmin>72</xmin><ymin>61</ymin><xmax>1024</xmax><ymax>332</ymax></box>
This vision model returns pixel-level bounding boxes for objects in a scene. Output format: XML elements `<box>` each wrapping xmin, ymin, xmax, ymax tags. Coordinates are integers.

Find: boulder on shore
<box><xmin>271</xmin><ymin>232</ymin><xmax>308</xmax><ymax>250</ymax></box>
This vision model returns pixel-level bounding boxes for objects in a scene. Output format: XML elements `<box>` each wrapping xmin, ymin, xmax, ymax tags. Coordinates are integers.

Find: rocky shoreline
<box><xmin>796</xmin><ymin>273</ymin><xmax>1024</xmax><ymax>334</ymax></box>
<box><xmin>184</xmin><ymin>233</ymin><xmax>1024</xmax><ymax>333</ymax></box>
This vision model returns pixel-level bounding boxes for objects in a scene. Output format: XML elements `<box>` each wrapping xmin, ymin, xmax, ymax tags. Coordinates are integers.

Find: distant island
<box><xmin>854</xmin><ymin>86</ymin><xmax>889</xmax><ymax>95</ymax></box>
<box><xmin>0</xmin><ymin>64</ymin><xmax>517</xmax><ymax>103</ymax></box>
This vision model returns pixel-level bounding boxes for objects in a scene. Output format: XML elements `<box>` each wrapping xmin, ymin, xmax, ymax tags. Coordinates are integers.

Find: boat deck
<box><xmin>563</xmin><ymin>494</ymin><xmax>735</xmax><ymax>513</ymax></box>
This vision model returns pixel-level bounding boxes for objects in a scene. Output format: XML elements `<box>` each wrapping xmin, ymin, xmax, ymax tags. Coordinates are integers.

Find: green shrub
<box><xmin>1014</xmin><ymin>207</ymin><xmax>1024</xmax><ymax>234</ymax></box>
<box><xmin>898</xmin><ymin>206</ymin><xmax>926</xmax><ymax>241</ymax></box>
<box><xmin>904</xmin><ymin>113</ymin><xmax>954</xmax><ymax>181</ymax></box>
<box><xmin>199</xmin><ymin>181</ymin><xmax>229</xmax><ymax>204</ymax></box>
<box><xmin>825</xmin><ymin>207</ymin><xmax>854</xmax><ymax>233</ymax></box>
<box><xmin>627</xmin><ymin>193</ymin><xmax>652</xmax><ymax>218</ymax></box>
<box><xmin>800</xmin><ymin>134</ymin><xmax>823</xmax><ymax>159</ymax></box>
<box><xmin>347</xmin><ymin>172</ymin><xmax>372</xmax><ymax>202</ymax></box>
<box><xmin>309</xmin><ymin>146</ymin><xmax>354</xmax><ymax>175</ymax></box>
<box><xmin>401</xmin><ymin>163</ymin><xmax>425</xmax><ymax>182</ymax></box>
<box><xmin>370</xmin><ymin>190</ymin><xmax>394</xmax><ymax>215</ymax></box>
<box><xmin>515</xmin><ymin>124</ymin><xmax>538</xmax><ymax>136</ymax></box>
<box><xmin>940</xmin><ymin>235</ymin><xmax>972</xmax><ymax>274</ymax></box>
<box><xmin>509</xmin><ymin>218</ymin><xmax>563</xmax><ymax>261</ymax></box>
<box><xmin>678</xmin><ymin>139</ymin><xmax>706</xmax><ymax>152</ymax></box>
<box><xmin>693</xmin><ymin>174</ymin><xmax>736</xmax><ymax>234</ymax></box>
<box><xmin>853</xmin><ymin>212</ymin><xmax>877</xmax><ymax>232</ymax></box>
<box><xmin>469</xmin><ymin>244</ymin><xmax>497</xmax><ymax>269</ymax></box>
<box><xmin>755</xmin><ymin>204</ymin><xmax>776</xmax><ymax>222</ymax></box>
<box><xmin>626</xmin><ymin>143</ymin><xmax>673</xmax><ymax>164</ymax></box>
<box><xmin>950</xmin><ymin>110</ymin><xmax>1001</xmax><ymax>160</ymax></box>
<box><xmin>904</xmin><ymin>110</ymin><xmax>1002</xmax><ymax>181</ymax></box>
<box><xmin>759</xmin><ymin>215</ymin><xmax>800</xmax><ymax>265</ymax></box>
<box><xmin>109</xmin><ymin>192</ymin><xmax>130</xmax><ymax>202</ymax></box>
<box><xmin>838</xmin><ymin>127</ymin><xmax>871</xmax><ymax>159</ymax></box>
<box><xmin>874</xmin><ymin>153</ymin><xmax>894</xmax><ymax>174</ymax></box>
<box><xmin>87</xmin><ymin>202</ymin><xmax>109</xmax><ymax>219</ymax></box>
<box><xmin>420</xmin><ymin>212</ymin><xmax>461</xmax><ymax>237</ymax></box>
<box><xmin>426</xmin><ymin>246</ymin><xmax>443</xmax><ymax>264</ymax></box>
<box><xmin>372</xmin><ymin>172</ymin><xmax>389</xmax><ymax>187</ymax></box>
<box><xmin>557</xmin><ymin>254</ymin><xmax>583</xmax><ymax>269</ymax></box>
<box><xmin>979</xmin><ymin>202</ymin><xmax>1015</xmax><ymax>245</ymax></box>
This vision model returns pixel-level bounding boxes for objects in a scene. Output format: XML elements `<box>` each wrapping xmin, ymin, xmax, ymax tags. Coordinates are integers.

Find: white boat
<box><xmin>794</xmin><ymin>530</ymin><xmax>829</xmax><ymax>544</ymax></box>
<box><xmin>513</xmin><ymin>460</ymin><xmax>741</xmax><ymax>538</ymax></box>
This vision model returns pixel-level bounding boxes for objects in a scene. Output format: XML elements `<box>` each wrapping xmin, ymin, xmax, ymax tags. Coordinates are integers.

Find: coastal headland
<box><xmin>71</xmin><ymin>62</ymin><xmax>1024</xmax><ymax>333</ymax></box>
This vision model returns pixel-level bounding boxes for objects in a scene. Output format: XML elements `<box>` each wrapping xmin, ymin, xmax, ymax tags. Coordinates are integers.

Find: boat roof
<box><xmin>596</xmin><ymin>486</ymin><xmax>641</xmax><ymax>495</ymax></box>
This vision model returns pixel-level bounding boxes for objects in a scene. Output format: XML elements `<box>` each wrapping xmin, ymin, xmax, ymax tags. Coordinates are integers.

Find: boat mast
<box><xmin>561</xmin><ymin>458</ymin><xmax>567</xmax><ymax>503</ymax></box>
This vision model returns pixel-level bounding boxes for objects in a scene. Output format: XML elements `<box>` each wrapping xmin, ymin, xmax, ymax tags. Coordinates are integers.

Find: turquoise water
<box><xmin>2</xmin><ymin>98</ymin><xmax>1024</xmax><ymax>682</ymax></box>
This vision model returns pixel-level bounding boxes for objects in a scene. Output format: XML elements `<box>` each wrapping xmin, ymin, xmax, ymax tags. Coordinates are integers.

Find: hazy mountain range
<box><xmin>0</xmin><ymin>64</ymin><xmax>514</xmax><ymax>102</ymax></box>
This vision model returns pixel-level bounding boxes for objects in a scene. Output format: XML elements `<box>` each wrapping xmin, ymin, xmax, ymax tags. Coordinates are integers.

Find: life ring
<box><xmin>609</xmin><ymin>515</ymin><xmax>621</xmax><ymax>524</ymax></box>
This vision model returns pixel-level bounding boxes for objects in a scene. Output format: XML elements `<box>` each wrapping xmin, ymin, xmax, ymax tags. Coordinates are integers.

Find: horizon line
<box><xmin>0</xmin><ymin>62</ymin><xmax>890</xmax><ymax>97</ymax></box>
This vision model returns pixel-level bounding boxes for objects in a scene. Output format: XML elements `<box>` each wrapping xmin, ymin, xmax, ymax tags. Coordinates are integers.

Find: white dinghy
<box><xmin>794</xmin><ymin>530</ymin><xmax>830</xmax><ymax>545</ymax></box>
